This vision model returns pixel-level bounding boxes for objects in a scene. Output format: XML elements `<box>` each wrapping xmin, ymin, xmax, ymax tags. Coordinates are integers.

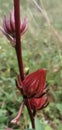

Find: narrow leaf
<box><xmin>35</xmin><ymin>117</ymin><xmax>45</xmax><ymax>130</ymax></box>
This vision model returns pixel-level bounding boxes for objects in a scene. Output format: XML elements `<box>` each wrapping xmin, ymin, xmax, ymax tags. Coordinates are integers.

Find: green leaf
<box><xmin>57</xmin><ymin>124</ymin><xmax>62</xmax><ymax>130</ymax></box>
<box><xmin>45</xmin><ymin>125</ymin><xmax>53</xmax><ymax>130</ymax></box>
<box><xmin>56</xmin><ymin>103</ymin><xmax>62</xmax><ymax>113</ymax></box>
<box><xmin>0</xmin><ymin>109</ymin><xmax>7</xmax><ymax>116</ymax></box>
<box><xmin>0</xmin><ymin>109</ymin><xmax>8</xmax><ymax>123</ymax></box>
<box><xmin>35</xmin><ymin>117</ymin><xmax>45</xmax><ymax>130</ymax></box>
<box><xmin>25</xmin><ymin>129</ymin><xmax>34</xmax><ymax>130</ymax></box>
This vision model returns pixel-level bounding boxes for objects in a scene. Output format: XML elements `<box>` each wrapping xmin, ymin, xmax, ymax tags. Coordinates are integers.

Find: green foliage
<box><xmin>56</xmin><ymin>103</ymin><xmax>62</xmax><ymax>113</ymax></box>
<box><xmin>35</xmin><ymin>117</ymin><xmax>45</xmax><ymax>130</ymax></box>
<box><xmin>57</xmin><ymin>124</ymin><xmax>62</xmax><ymax>130</ymax></box>
<box><xmin>0</xmin><ymin>0</ymin><xmax>62</xmax><ymax>129</ymax></box>
<box><xmin>25</xmin><ymin>129</ymin><xmax>34</xmax><ymax>130</ymax></box>
<box><xmin>45</xmin><ymin>125</ymin><xmax>53</xmax><ymax>130</ymax></box>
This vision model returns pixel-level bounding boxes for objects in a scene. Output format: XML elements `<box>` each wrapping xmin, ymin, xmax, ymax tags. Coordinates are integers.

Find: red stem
<box><xmin>24</xmin><ymin>99</ymin><xmax>35</xmax><ymax>129</ymax></box>
<box><xmin>11</xmin><ymin>102</ymin><xmax>24</xmax><ymax>124</ymax></box>
<box><xmin>14</xmin><ymin>0</ymin><xmax>24</xmax><ymax>81</ymax></box>
<box><xmin>13</xmin><ymin>0</ymin><xmax>35</xmax><ymax>129</ymax></box>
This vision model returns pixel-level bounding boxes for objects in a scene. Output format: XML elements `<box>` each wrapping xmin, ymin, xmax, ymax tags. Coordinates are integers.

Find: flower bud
<box><xmin>0</xmin><ymin>9</ymin><xmax>28</xmax><ymax>46</ymax></box>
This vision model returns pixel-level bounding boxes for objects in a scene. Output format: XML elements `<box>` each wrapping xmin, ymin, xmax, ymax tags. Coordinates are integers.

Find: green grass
<box><xmin>0</xmin><ymin>0</ymin><xmax>62</xmax><ymax>129</ymax></box>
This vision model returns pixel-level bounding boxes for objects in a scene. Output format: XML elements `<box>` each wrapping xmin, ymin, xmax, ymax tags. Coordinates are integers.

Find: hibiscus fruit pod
<box><xmin>22</xmin><ymin>68</ymin><xmax>47</xmax><ymax>98</ymax></box>
<box><xmin>28</xmin><ymin>95</ymin><xmax>48</xmax><ymax>111</ymax></box>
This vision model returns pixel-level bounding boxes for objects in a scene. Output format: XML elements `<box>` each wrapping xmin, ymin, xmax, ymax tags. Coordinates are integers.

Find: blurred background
<box><xmin>0</xmin><ymin>0</ymin><xmax>62</xmax><ymax>129</ymax></box>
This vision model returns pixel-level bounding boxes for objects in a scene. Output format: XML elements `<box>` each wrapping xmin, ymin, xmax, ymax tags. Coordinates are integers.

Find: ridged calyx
<box><xmin>16</xmin><ymin>68</ymin><xmax>48</xmax><ymax>111</ymax></box>
<box><xmin>28</xmin><ymin>95</ymin><xmax>48</xmax><ymax>111</ymax></box>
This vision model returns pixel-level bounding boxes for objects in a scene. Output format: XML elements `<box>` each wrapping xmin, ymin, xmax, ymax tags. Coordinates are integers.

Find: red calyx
<box><xmin>16</xmin><ymin>68</ymin><xmax>49</xmax><ymax>112</ymax></box>
<box><xmin>22</xmin><ymin>68</ymin><xmax>47</xmax><ymax>98</ymax></box>
<box><xmin>28</xmin><ymin>95</ymin><xmax>48</xmax><ymax>111</ymax></box>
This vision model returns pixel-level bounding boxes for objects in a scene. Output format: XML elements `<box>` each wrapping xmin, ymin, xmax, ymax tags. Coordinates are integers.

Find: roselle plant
<box><xmin>0</xmin><ymin>0</ymin><xmax>49</xmax><ymax>129</ymax></box>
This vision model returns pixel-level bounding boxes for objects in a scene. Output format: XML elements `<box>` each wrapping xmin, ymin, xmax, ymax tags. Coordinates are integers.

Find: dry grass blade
<box><xmin>32</xmin><ymin>0</ymin><xmax>62</xmax><ymax>46</ymax></box>
<box><xmin>32</xmin><ymin>0</ymin><xmax>62</xmax><ymax>65</ymax></box>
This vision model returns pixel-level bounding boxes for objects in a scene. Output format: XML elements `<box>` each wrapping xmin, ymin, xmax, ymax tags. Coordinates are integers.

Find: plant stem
<box><xmin>25</xmin><ymin>99</ymin><xmax>35</xmax><ymax>129</ymax></box>
<box><xmin>13</xmin><ymin>0</ymin><xmax>35</xmax><ymax>129</ymax></box>
<box><xmin>14</xmin><ymin>0</ymin><xmax>24</xmax><ymax>81</ymax></box>
<box><xmin>11</xmin><ymin>102</ymin><xmax>24</xmax><ymax>124</ymax></box>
